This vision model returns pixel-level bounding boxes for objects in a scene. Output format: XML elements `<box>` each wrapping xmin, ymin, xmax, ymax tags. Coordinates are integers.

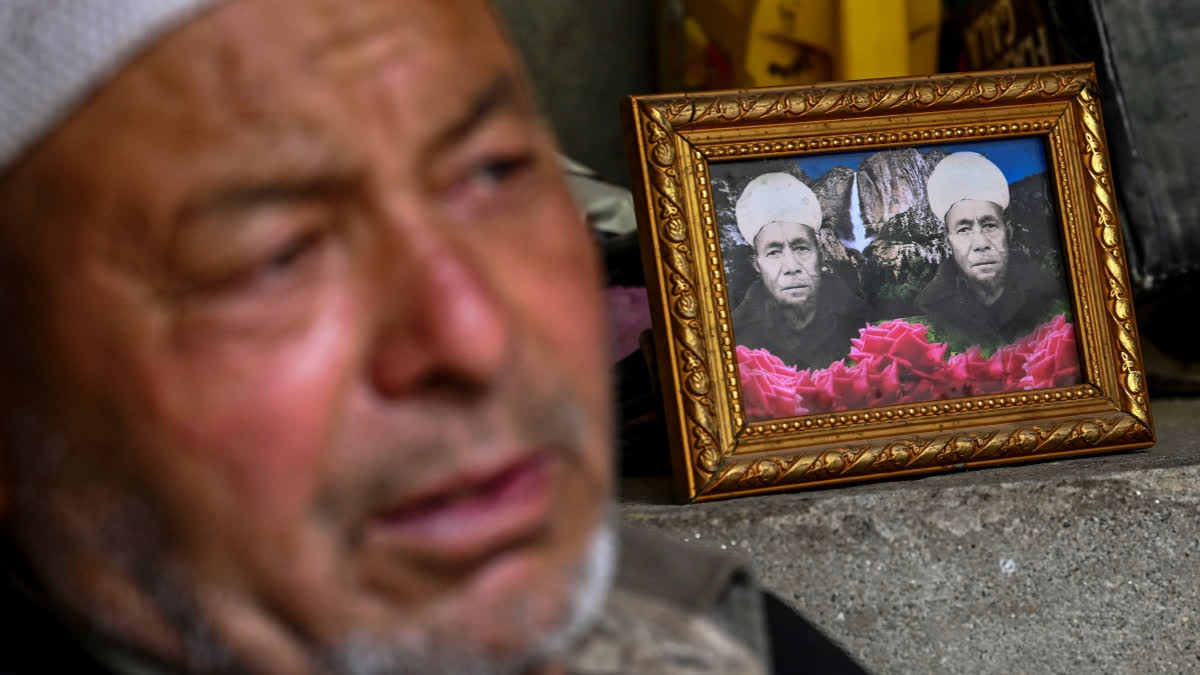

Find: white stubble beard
<box><xmin>323</xmin><ymin>519</ymin><xmax>618</xmax><ymax>675</ymax></box>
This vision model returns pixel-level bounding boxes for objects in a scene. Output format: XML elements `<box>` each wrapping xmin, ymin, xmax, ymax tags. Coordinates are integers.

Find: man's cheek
<box><xmin>498</xmin><ymin>211</ymin><xmax>605</xmax><ymax>344</ymax></box>
<box><xmin>153</xmin><ymin>311</ymin><xmax>356</xmax><ymax>521</ymax></box>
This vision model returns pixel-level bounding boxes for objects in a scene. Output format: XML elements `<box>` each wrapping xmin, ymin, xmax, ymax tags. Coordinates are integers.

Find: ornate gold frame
<box><xmin>622</xmin><ymin>64</ymin><xmax>1153</xmax><ymax>503</ymax></box>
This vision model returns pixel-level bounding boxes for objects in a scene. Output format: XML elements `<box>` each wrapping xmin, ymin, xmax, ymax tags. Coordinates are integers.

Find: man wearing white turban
<box><xmin>0</xmin><ymin>1</ymin><xmax>867</xmax><ymax>674</ymax></box>
<box><xmin>731</xmin><ymin>172</ymin><xmax>869</xmax><ymax>370</ymax></box>
<box><xmin>916</xmin><ymin>151</ymin><xmax>1068</xmax><ymax>351</ymax></box>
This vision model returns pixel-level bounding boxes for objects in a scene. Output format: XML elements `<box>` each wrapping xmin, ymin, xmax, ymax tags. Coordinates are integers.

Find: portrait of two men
<box><xmin>715</xmin><ymin>139</ymin><xmax>1082</xmax><ymax>419</ymax></box>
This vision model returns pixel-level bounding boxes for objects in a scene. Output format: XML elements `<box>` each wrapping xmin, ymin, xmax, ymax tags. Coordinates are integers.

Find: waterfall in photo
<box><xmin>841</xmin><ymin>172</ymin><xmax>874</xmax><ymax>252</ymax></box>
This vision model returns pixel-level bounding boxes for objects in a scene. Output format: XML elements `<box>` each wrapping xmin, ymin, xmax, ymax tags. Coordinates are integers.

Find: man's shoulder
<box><xmin>568</xmin><ymin>525</ymin><xmax>767</xmax><ymax>674</ymax></box>
<box><xmin>0</xmin><ymin>546</ymin><xmax>115</xmax><ymax>674</ymax></box>
<box><xmin>820</xmin><ymin>274</ymin><xmax>870</xmax><ymax>321</ymax></box>
<box><xmin>566</xmin><ymin>525</ymin><xmax>867</xmax><ymax>675</ymax></box>
<box><xmin>731</xmin><ymin>282</ymin><xmax>769</xmax><ymax>324</ymax></box>
<box><xmin>1012</xmin><ymin>257</ymin><xmax>1066</xmax><ymax>307</ymax></box>
<box><xmin>914</xmin><ymin>260</ymin><xmax>961</xmax><ymax>313</ymax></box>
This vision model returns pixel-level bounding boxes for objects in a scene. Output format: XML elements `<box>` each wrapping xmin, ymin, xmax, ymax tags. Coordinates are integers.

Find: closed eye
<box><xmin>473</xmin><ymin>154</ymin><xmax>532</xmax><ymax>188</ymax></box>
<box><xmin>264</xmin><ymin>229</ymin><xmax>326</xmax><ymax>274</ymax></box>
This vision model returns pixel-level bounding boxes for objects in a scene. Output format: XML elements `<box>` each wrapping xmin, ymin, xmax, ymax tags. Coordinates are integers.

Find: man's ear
<box><xmin>752</xmin><ymin>256</ymin><xmax>760</xmax><ymax>274</ymax></box>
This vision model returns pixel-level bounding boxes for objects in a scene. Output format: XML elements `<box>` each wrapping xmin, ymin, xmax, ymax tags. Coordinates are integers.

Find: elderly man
<box><xmin>732</xmin><ymin>173</ymin><xmax>869</xmax><ymax>370</ymax></box>
<box><xmin>0</xmin><ymin>1</ymin><xmax>865</xmax><ymax>674</ymax></box>
<box><xmin>916</xmin><ymin>151</ymin><xmax>1067</xmax><ymax>352</ymax></box>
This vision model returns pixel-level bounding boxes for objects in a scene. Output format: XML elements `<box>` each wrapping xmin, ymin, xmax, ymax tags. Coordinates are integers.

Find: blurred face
<box><xmin>944</xmin><ymin>199</ymin><xmax>1010</xmax><ymax>297</ymax></box>
<box><xmin>752</xmin><ymin>220</ymin><xmax>822</xmax><ymax>311</ymax></box>
<box><xmin>0</xmin><ymin>1</ymin><xmax>614</xmax><ymax>673</ymax></box>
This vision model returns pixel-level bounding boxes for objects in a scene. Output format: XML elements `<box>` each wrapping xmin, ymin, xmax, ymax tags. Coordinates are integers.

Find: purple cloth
<box><xmin>605</xmin><ymin>286</ymin><xmax>651</xmax><ymax>362</ymax></box>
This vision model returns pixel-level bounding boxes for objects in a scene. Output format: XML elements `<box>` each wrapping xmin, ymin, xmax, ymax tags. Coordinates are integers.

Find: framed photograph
<box><xmin>622</xmin><ymin>64</ymin><xmax>1153</xmax><ymax>503</ymax></box>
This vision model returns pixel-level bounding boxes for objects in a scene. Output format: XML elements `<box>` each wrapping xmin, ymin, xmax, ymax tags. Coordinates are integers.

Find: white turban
<box><xmin>926</xmin><ymin>151</ymin><xmax>1010</xmax><ymax>223</ymax></box>
<box><xmin>0</xmin><ymin>1</ymin><xmax>227</xmax><ymax>171</ymax></box>
<box><xmin>734</xmin><ymin>172</ymin><xmax>822</xmax><ymax>246</ymax></box>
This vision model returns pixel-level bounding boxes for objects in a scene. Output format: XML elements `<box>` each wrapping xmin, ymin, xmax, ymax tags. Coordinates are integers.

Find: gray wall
<box><xmin>493</xmin><ymin>0</ymin><xmax>657</xmax><ymax>185</ymax></box>
<box><xmin>1098</xmin><ymin>0</ymin><xmax>1200</xmax><ymax>284</ymax></box>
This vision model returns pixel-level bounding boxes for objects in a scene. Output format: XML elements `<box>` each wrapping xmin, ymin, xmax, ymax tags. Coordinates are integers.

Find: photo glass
<box><xmin>713</xmin><ymin>137</ymin><xmax>1082</xmax><ymax>421</ymax></box>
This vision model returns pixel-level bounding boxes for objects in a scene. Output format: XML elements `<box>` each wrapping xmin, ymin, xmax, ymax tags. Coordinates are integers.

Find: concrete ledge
<box><xmin>621</xmin><ymin>398</ymin><xmax>1200</xmax><ymax>674</ymax></box>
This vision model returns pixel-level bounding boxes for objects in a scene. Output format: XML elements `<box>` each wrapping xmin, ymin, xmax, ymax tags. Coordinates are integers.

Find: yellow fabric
<box><xmin>669</xmin><ymin>0</ymin><xmax>942</xmax><ymax>89</ymax></box>
<box><xmin>839</xmin><ymin>0</ymin><xmax>909</xmax><ymax>80</ymax></box>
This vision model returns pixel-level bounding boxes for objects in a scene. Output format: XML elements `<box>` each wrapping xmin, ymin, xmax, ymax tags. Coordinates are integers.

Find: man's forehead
<box><xmin>168</xmin><ymin>0</ymin><xmax>511</xmax><ymax>94</ymax></box>
<box><xmin>947</xmin><ymin>199</ymin><xmax>1005</xmax><ymax>223</ymax></box>
<box><xmin>192</xmin><ymin>0</ymin><xmax>497</xmax><ymax>71</ymax></box>
<box><xmin>760</xmin><ymin>220</ymin><xmax>817</xmax><ymax>243</ymax></box>
<box><xmin>0</xmin><ymin>0</ymin><xmax>529</xmax><ymax>255</ymax></box>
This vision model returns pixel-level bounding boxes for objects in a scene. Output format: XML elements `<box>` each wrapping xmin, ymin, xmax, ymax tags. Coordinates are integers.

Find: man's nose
<box><xmin>367</xmin><ymin>219</ymin><xmax>510</xmax><ymax>399</ymax></box>
<box><xmin>970</xmin><ymin>230</ymin><xmax>992</xmax><ymax>251</ymax></box>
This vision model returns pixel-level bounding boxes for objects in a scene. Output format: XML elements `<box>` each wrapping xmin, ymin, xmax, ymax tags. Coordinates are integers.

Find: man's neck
<box><xmin>970</xmin><ymin>280</ymin><xmax>1005</xmax><ymax>306</ymax></box>
<box><xmin>780</xmin><ymin>304</ymin><xmax>816</xmax><ymax>332</ymax></box>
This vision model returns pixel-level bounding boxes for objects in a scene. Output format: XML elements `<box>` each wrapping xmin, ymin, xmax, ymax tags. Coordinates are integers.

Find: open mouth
<box><xmin>364</xmin><ymin>452</ymin><xmax>555</xmax><ymax>564</ymax></box>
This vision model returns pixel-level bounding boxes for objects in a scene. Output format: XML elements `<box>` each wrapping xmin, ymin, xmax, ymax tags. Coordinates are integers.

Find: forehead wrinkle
<box><xmin>108</xmin><ymin>6</ymin><xmax>367</xmax><ymax>228</ymax></box>
<box><xmin>305</xmin><ymin>0</ymin><xmax>435</xmax><ymax>79</ymax></box>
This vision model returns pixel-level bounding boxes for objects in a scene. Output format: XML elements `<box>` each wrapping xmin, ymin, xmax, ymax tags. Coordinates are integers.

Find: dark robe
<box><xmin>732</xmin><ymin>275</ymin><xmax>870</xmax><ymax>370</ymax></box>
<box><xmin>914</xmin><ymin>256</ymin><xmax>1069</xmax><ymax>353</ymax></box>
<box><xmin>0</xmin><ymin>529</ymin><xmax>867</xmax><ymax>675</ymax></box>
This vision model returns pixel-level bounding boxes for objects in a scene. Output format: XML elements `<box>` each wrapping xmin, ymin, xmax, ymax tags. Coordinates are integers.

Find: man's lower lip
<box><xmin>364</xmin><ymin>453</ymin><xmax>554</xmax><ymax>563</ymax></box>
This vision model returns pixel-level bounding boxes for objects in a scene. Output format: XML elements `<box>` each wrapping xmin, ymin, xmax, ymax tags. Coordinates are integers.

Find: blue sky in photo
<box><xmin>791</xmin><ymin>136</ymin><xmax>1049</xmax><ymax>183</ymax></box>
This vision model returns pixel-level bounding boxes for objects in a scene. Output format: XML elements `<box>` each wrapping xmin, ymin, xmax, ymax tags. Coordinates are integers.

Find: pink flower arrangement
<box><xmin>737</xmin><ymin>347</ymin><xmax>811</xmax><ymax>419</ymax></box>
<box><xmin>737</xmin><ymin>315</ymin><xmax>1080</xmax><ymax>421</ymax></box>
<box><xmin>605</xmin><ymin>286</ymin><xmax>652</xmax><ymax>362</ymax></box>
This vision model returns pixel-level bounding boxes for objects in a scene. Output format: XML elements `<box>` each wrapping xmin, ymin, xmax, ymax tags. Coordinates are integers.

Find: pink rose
<box><xmin>735</xmin><ymin>316</ymin><xmax>1081</xmax><ymax>421</ymax></box>
<box><xmin>846</xmin><ymin>320</ymin><xmax>955</xmax><ymax>407</ymax></box>
<box><xmin>947</xmin><ymin>347</ymin><xmax>1006</xmax><ymax>397</ymax></box>
<box><xmin>736</xmin><ymin>346</ymin><xmax>808</xmax><ymax>420</ymax></box>
<box><xmin>1018</xmin><ymin>315</ymin><xmax>1080</xmax><ymax>389</ymax></box>
<box><xmin>793</xmin><ymin>368</ymin><xmax>836</xmax><ymax>414</ymax></box>
<box><xmin>959</xmin><ymin>314</ymin><xmax>1081</xmax><ymax>393</ymax></box>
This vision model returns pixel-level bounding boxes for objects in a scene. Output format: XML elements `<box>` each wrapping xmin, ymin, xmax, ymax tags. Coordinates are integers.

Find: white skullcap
<box><xmin>926</xmin><ymin>151</ymin><xmax>1010</xmax><ymax>223</ymax></box>
<box><xmin>0</xmin><ymin>0</ymin><xmax>228</xmax><ymax>172</ymax></box>
<box><xmin>734</xmin><ymin>172</ymin><xmax>822</xmax><ymax>246</ymax></box>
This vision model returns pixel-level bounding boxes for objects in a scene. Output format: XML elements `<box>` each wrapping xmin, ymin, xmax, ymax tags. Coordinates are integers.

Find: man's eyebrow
<box><xmin>178</xmin><ymin>173</ymin><xmax>358</xmax><ymax>225</ymax></box>
<box><xmin>430</xmin><ymin>74</ymin><xmax>525</xmax><ymax>150</ymax></box>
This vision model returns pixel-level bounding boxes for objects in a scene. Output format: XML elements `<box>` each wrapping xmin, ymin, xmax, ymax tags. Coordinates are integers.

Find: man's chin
<box><xmin>777</xmin><ymin>288</ymin><xmax>814</xmax><ymax>304</ymax></box>
<box><xmin>968</xmin><ymin>263</ymin><xmax>1003</xmax><ymax>280</ymax></box>
<box><xmin>324</xmin><ymin>522</ymin><xmax>616</xmax><ymax>675</ymax></box>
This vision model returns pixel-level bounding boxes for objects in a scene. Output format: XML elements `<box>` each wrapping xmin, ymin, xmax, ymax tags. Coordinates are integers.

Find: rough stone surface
<box><xmin>621</xmin><ymin>397</ymin><xmax>1200</xmax><ymax>674</ymax></box>
<box><xmin>810</xmin><ymin>166</ymin><xmax>856</xmax><ymax>243</ymax></box>
<box><xmin>857</xmin><ymin>148</ymin><xmax>934</xmax><ymax>232</ymax></box>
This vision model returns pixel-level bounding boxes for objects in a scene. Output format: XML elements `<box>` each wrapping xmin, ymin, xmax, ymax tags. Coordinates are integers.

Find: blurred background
<box><xmin>492</xmin><ymin>0</ymin><xmax>1198</xmax><ymax>398</ymax></box>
